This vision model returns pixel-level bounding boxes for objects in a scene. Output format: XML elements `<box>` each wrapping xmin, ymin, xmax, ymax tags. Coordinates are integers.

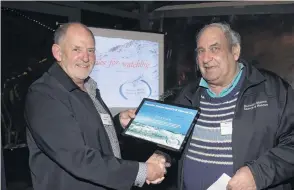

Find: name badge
<box><xmin>100</xmin><ymin>113</ymin><xmax>112</xmax><ymax>125</ymax></box>
<box><xmin>220</xmin><ymin>121</ymin><xmax>232</xmax><ymax>135</ymax></box>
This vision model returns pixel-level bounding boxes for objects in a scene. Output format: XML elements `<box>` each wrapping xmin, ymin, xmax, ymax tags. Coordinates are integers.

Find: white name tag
<box><xmin>100</xmin><ymin>113</ymin><xmax>112</xmax><ymax>125</ymax></box>
<box><xmin>220</xmin><ymin>121</ymin><xmax>232</xmax><ymax>135</ymax></box>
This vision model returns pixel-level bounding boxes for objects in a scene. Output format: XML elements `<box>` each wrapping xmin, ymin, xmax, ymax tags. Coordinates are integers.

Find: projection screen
<box><xmin>88</xmin><ymin>27</ymin><xmax>164</xmax><ymax>115</ymax></box>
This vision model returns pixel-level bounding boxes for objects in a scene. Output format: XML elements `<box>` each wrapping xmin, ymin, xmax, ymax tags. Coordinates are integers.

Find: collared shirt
<box><xmin>84</xmin><ymin>78</ymin><xmax>147</xmax><ymax>187</ymax></box>
<box><xmin>85</xmin><ymin>78</ymin><xmax>122</xmax><ymax>158</ymax></box>
<box><xmin>199</xmin><ymin>62</ymin><xmax>244</xmax><ymax>98</ymax></box>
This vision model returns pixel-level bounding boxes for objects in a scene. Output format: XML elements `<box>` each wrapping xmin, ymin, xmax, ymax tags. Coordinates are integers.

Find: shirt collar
<box><xmin>199</xmin><ymin>62</ymin><xmax>244</xmax><ymax>97</ymax></box>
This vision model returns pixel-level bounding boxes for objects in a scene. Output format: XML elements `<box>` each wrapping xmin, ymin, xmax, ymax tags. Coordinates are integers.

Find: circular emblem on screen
<box><xmin>166</xmin><ymin>138</ymin><xmax>180</xmax><ymax>146</ymax></box>
<box><xmin>119</xmin><ymin>76</ymin><xmax>152</xmax><ymax>100</ymax></box>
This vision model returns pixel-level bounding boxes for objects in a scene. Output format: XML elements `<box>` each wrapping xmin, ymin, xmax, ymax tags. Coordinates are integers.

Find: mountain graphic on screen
<box><xmin>90</xmin><ymin>38</ymin><xmax>160</xmax><ymax>107</ymax></box>
<box><xmin>96</xmin><ymin>40</ymin><xmax>158</xmax><ymax>61</ymax></box>
<box><xmin>125</xmin><ymin>121</ymin><xmax>185</xmax><ymax>150</ymax></box>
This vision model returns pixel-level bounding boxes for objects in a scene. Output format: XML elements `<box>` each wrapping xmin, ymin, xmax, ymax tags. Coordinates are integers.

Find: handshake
<box><xmin>145</xmin><ymin>152</ymin><xmax>171</xmax><ymax>185</ymax></box>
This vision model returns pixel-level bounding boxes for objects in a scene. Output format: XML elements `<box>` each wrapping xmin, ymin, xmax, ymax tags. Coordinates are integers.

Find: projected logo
<box><xmin>119</xmin><ymin>75</ymin><xmax>152</xmax><ymax>100</ymax></box>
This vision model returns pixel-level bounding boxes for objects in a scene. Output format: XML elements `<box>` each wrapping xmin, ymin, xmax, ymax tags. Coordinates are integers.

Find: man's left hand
<box><xmin>227</xmin><ymin>166</ymin><xmax>256</xmax><ymax>190</ymax></box>
<box><xmin>119</xmin><ymin>109</ymin><xmax>136</xmax><ymax>128</ymax></box>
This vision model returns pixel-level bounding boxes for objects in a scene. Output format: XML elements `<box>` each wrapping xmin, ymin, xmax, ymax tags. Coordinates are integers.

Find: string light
<box><xmin>2</xmin><ymin>7</ymin><xmax>56</xmax><ymax>32</ymax></box>
<box><xmin>4</xmin><ymin>58</ymin><xmax>48</xmax><ymax>87</ymax></box>
<box><xmin>2</xmin><ymin>7</ymin><xmax>55</xmax><ymax>85</ymax></box>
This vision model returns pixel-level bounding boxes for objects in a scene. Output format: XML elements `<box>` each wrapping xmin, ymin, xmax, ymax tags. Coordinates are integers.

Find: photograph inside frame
<box><xmin>123</xmin><ymin>98</ymin><xmax>200</xmax><ymax>152</ymax></box>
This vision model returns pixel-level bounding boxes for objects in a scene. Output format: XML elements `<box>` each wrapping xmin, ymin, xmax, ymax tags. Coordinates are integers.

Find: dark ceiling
<box><xmin>83</xmin><ymin>1</ymin><xmax>210</xmax><ymax>12</ymax></box>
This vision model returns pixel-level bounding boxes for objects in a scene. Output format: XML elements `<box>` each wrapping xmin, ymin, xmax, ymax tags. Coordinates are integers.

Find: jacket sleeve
<box><xmin>25</xmin><ymin>87</ymin><xmax>140</xmax><ymax>190</ymax></box>
<box><xmin>246</xmin><ymin>84</ymin><xmax>294</xmax><ymax>189</ymax></box>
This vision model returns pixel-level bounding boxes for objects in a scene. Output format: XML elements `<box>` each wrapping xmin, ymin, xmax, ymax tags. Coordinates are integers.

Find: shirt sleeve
<box><xmin>134</xmin><ymin>162</ymin><xmax>147</xmax><ymax>187</ymax></box>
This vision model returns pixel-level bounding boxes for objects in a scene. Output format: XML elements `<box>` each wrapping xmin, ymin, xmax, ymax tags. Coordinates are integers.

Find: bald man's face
<box><xmin>196</xmin><ymin>27</ymin><xmax>240</xmax><ymax>86</ymax></box>
<box><xmin>53</xmin><ymin>24</ymin><xmax>96</xmax><ymax>84</ymax></box>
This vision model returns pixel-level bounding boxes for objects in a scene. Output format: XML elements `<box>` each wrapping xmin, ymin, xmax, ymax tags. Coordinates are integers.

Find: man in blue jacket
<box><xmin>170</xmin><ymin>23</ymin><xmax>294</xmax><ymax>190</ymax></box>
<box><xmin>122</xmin><ymin>23</ymin><xmax>294</xmax><ymax>190</ymax></box>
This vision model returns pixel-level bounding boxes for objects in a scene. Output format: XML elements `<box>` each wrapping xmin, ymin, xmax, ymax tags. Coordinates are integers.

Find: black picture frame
<box><xmin>122</xmin><ymin>98</ymin><xmax>200</xmax><ymax>154</ymax></box>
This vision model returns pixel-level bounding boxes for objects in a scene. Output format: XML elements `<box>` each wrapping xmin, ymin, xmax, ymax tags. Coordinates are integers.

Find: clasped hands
<box><xmin>145</xmin><ymin>153</ymin><xmax>171</xmax><ymax>185</ymax></box>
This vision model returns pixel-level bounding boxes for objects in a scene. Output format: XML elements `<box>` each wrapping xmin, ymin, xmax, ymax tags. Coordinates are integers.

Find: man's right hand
<box><xmin>145</xmin><ymin>152</ymin><xmax>170</xmax><ymax>184</ymax></box>
<box><xmin>146</xmin><ymin>162</ymin><xmax>166</xmax><ymax>183</ymax></box>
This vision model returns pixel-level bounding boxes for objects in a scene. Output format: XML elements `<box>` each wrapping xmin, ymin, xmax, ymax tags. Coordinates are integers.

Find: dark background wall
<box><xmin>156</xmin><ymin>14</ymin><xmax>294</xmax><ymax>90</ymax></box>
<box><xmin>1</xmin><ymin>4</ymin><xmax>294</xmax><ymax>190</ymax></box>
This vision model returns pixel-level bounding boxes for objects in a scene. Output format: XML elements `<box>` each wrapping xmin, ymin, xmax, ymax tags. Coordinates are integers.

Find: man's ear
<box><xmin>52</xmin><ymin>44</ymin><xmax>62</xmax><ymax>62</ymax></box>
<box><xmin>232</xmin><ymin>44</ymin><xmax>241</xmax><ymax>61</ymax></box>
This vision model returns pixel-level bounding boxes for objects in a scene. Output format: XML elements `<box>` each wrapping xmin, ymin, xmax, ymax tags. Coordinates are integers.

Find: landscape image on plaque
<box><xmin>125</xmin><ymin>101</ymin><xmax>198</xmax><ymax>150</ymax></box>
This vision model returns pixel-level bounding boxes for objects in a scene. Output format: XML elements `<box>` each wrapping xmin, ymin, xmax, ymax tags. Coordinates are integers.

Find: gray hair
<box><xmin>196</xmin><ymin>23</ymin><xmax>241</xmax><ymax>50</ymax></box>
<box><xmin>53</xmin><ymin>22</ymin><xmax>95</xmax><ymax>45</ymax></box>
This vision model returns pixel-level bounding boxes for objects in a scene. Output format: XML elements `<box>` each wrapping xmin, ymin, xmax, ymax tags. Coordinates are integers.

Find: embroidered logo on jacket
<box><xmin>244</xmin><ymin>100</ymin><xmax>268</xmax><ymax>110</ymax></box>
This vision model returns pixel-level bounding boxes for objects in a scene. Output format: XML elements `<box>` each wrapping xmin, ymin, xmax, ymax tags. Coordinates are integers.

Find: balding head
<box><xmin>51</xmin><ymin>22</ymin><xmax>96</xmax><ymax>89</ymax></box>
<box><xmin>54</xmin><ymin>22</ymin><xmax>95</xmax><ymax>45</ymax></box>
<box><xmin>196</xmin><ymin>23</ymin><xmax>241</xmax><ymax>52</ymax></box>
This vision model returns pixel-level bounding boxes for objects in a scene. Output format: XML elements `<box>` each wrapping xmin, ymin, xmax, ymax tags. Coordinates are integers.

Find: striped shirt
<box><xmin>183</xmin><ymin>65</ymin><xmax>245</xmax><ymax>190</ymax></box>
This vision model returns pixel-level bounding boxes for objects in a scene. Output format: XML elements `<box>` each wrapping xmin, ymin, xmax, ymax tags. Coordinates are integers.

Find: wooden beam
<box><xmin>139</xmin><ymin>2</ymin><xmax>150</xmax><ymax>30</ymax></box>
<box><xmin>150</xmin><ymin>2</ymin><xmax>294</xmax><ymax>19</ymax></box>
